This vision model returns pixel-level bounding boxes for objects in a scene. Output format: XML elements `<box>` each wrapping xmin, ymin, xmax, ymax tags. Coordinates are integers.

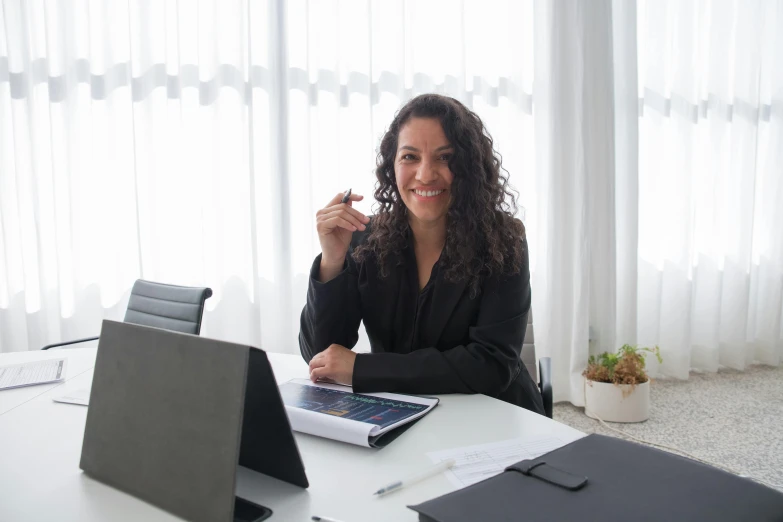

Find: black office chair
<box><xmin>521</xmin><ymin>310</ymin><xmax>553</xmax><ymax>418</ymax></box>
<box><xmin>42</xmin><ymin>279</ymin><xmax>213</xmax><ymax>350</ymax></box>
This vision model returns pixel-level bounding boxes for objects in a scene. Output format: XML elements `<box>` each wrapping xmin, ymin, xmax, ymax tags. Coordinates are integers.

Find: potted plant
<box><xmin>582</xmin><ymin>344</ymin><xmax>662</xmax><ymax>423</ymax></box>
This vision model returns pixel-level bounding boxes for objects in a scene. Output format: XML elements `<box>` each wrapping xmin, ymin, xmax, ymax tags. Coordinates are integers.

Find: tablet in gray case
<box><xmin>80</xmin><ymin>320</ymin><xmax>308</xmax><ymax>522</ymax></box>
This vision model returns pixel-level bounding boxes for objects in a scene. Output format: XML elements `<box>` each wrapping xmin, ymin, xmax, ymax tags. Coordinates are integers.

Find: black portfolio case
<box><xmin>80</xmin><ymin>320</ymin><xmax>309</xmax><ymax>522</ymax></box>
<box><xmin>409</xmin><ymin>434</ymin><xmax>783</xmax><ymax>522</ymax></box>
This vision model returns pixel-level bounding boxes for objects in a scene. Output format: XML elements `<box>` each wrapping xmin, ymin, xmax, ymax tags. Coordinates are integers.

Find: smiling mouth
<box><xmin>412</xmin><ymin>189</ymin><xmax>445</xmax><ymax>197</ymax></box>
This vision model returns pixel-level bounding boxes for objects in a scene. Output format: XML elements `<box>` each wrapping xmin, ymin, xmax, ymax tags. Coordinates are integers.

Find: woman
<box><xmin>299</xmin><ymin>94</ymin><xmax>544</xmax><ymax>414</ymax></box>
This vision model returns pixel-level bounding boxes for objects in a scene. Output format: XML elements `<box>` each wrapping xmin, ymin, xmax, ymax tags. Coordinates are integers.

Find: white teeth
<box><xmin>414</xmin><ymin>189</ymin><xmax>444</xmax><ymax>197</ymax></box>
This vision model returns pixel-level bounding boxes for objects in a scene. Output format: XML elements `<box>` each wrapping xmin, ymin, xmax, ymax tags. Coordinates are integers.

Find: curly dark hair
<box><xmin>353</xmin><ymin>93</ymin><xmax>526</xmax><ymax>297</ymax></box>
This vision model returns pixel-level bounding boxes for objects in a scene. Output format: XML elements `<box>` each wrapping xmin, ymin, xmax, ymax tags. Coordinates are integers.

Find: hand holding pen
<box><xmin>315</xmin><ymin>188</ymin><xmax>369</xmax><ymax>282</ymax></box>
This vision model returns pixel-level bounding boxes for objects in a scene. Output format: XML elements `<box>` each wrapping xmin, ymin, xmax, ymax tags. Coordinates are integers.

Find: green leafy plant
<box><xmin>583</xmin><ymin>344</ymin><xmax>662</xmax><ymax>387</ymax></box>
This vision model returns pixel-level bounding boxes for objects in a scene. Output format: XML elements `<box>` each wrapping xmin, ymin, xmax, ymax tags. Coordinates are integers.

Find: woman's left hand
<box><xmin>309</xmin><ymin>344</ymin><xmax>357</xmax><ymax>385</ymax></box>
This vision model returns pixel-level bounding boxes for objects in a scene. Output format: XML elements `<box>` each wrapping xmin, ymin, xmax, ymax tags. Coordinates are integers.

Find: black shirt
<box><xmin>399</xmin><ymin>241</ymin><xmax>439</xmax><ymax>354</ymax></box>
<box><xmin>299</xmin><ymin>223</ymin><xmax>545</xmax><ymax>415</ymax></box>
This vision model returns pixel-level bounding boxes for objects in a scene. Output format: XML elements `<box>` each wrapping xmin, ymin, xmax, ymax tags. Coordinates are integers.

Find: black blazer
<box><xmin>299</xmin><ymin>222</ymin><xmax>545</xmax><ymax>415</ymax></box>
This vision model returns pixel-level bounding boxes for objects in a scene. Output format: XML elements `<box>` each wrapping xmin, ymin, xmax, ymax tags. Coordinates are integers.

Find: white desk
<box><xmin>0</xmin><ymin>348</ymin><xmax>584</xmax><ymax>522</ymax></box>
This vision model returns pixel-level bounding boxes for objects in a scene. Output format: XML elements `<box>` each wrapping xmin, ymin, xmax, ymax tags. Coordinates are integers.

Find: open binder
<box><xmin>409</xmin><ymin>434</ymin><xmax>783</xmax><ymax>522</ymax></box>
<box><xmin>80</xmin><ymin>320</ymin><xmax>308</xmax><ymax>522</ymax></box>
<box><xmin>279</xmin><ymin>379</ymin><xmax>439</xmax><ymax>448</ymax></box>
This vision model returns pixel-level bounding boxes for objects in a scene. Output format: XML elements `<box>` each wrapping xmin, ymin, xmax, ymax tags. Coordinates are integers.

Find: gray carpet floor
<box><xmin>553</xmin><ymin>364</ymin><xmax>783</xmax><ymax>492</ymax></box>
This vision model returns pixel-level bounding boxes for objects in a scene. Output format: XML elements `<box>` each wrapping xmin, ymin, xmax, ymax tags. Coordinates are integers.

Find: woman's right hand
<box><xmin>316</xmin><ymin>191</ymin><xmax>369</xmax><ymax>281</ymax></box>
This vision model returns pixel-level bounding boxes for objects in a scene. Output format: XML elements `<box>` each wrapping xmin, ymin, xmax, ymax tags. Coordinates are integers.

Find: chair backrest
<box><xmin>521</xmin><ymin>309</ymin><xmax>537</xmax><ymax>382</ymax></box>
<box><xmin>123</xmin><ymin>280</ymin><xmax>213</xmax><ymax>335</ymax></box>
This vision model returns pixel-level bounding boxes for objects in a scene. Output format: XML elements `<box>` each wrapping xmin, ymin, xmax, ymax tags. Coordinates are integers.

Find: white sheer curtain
<box><xmin>2</xmin><ymin>0</ymin><xmax>780</xmax><ymax>407</ymax></box>
<box><xmin>531</xmin><ymin>0</ymin><xmax>782</xmax><ymax>404</ymax></box>
<box><xmin>0</xmin><ymin>0</ymin><xmax>536</xmax><ymax>354</ymax></box>
<box><xmin>635</xmin><ymin>0</ymin><xmax>783</xmax><ymax>378</ymax></box>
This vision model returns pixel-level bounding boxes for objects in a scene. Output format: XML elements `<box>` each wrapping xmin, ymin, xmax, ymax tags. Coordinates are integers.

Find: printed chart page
<box><xmin>279</xmin><ymin>379</ymin><xmax>437</xmax><ymax>447</ymax></box>
<box><xmin>0</xmin><ymin>359</ymin><xmax>67</xmax><ymax>390</ymax></box>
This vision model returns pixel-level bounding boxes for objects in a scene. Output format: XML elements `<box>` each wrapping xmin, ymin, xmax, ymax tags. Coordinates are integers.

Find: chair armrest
<box><xmin>42</xmin><ymin>336</ymin><xmax>99</xmax><ymax>350</ymax></box>
<box><xmin>539</xmin><ymin>357</ymin><xmax>553</xmax><ymax>419</ymax></box>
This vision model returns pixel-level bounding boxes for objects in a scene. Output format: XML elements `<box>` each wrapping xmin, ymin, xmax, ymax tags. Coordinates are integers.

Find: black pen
<box><xmin>341</xmin><ymin>188</ymin><xmax>352</xmax><ymax>204</ymax></box>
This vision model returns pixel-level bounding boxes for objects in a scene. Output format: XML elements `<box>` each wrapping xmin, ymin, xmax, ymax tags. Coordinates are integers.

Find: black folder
<box><xmin>80</xmin><ymin>320</ymin><xmax>309</xmax><ymax>522</ymax></box>
<box><xmin>409</xmin><ymin>434</ymin><xmax>783</xmax><ymax>522</ymax></box>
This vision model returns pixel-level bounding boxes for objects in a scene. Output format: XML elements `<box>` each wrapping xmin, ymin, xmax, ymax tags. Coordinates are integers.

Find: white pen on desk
<box><xmin>373</xmin><ymin>458</ymin><xmax>456</xmax><ymax>496</ymax></box>
<box><xmin>312</xmin><ymin>516</ymin><xmax>346</xmax><ymax>522</ymax></box>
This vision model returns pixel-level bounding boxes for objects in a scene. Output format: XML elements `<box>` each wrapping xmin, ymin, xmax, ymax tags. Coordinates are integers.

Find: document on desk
<box><xmin>0</xmin><ymin>358</ymin><xmax>67</xmax><ymax>390</ymax></box>
<box><xmin>427</xmin><ymin>435</ymin><xmax>572</xmax><ymax>489</ymax></box>
<box><xmin>279</xmin><ymin>378</ymin><xmax>439</xmax><ymax>448</ymax></box>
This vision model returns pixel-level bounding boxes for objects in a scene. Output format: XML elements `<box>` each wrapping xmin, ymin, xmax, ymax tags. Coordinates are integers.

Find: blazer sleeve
<box><xmin>298</xmin><ymin>252</ymin><xmax>363</xmax><ymax>362</ymax></box>
<box><xmin>351</xmin><ymin>256</ymin><xmax>531</xmax><ymax>398</ymax></box>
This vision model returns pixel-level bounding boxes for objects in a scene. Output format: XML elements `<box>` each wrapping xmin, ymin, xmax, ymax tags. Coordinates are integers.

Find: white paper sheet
<box><xmin>427</xmin><ymin>435</ymin><xmax>571</xmax><ymax>488</ymax></box>
<box><xmin>0</xmin><ymin>359</ymin><xmax>67</xmax><ymax>390</ymax></box>
<box><xmin>53</xmin><ymin>388</ymin><xmax>91</xmax><ymax>406</ymax></box>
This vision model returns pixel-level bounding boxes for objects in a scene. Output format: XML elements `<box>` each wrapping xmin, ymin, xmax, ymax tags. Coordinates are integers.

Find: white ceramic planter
<box><xmin>584</xmin><ymin>379</ymin><xmax>649</xmax><ymax>423</ymax></box>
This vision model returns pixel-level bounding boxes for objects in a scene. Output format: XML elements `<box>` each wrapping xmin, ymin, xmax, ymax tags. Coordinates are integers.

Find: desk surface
<box><xmin>0</xmin><ymin>347</ymin><xmax>584</xmax><ymax>522</ymax></box>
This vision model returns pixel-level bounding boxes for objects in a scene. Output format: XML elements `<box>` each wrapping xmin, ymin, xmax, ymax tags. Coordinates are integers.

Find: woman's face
<box><xmin>394</xmin><ymin>117</ymin><xmax>455</xmax><ymax>227</ymax></box>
